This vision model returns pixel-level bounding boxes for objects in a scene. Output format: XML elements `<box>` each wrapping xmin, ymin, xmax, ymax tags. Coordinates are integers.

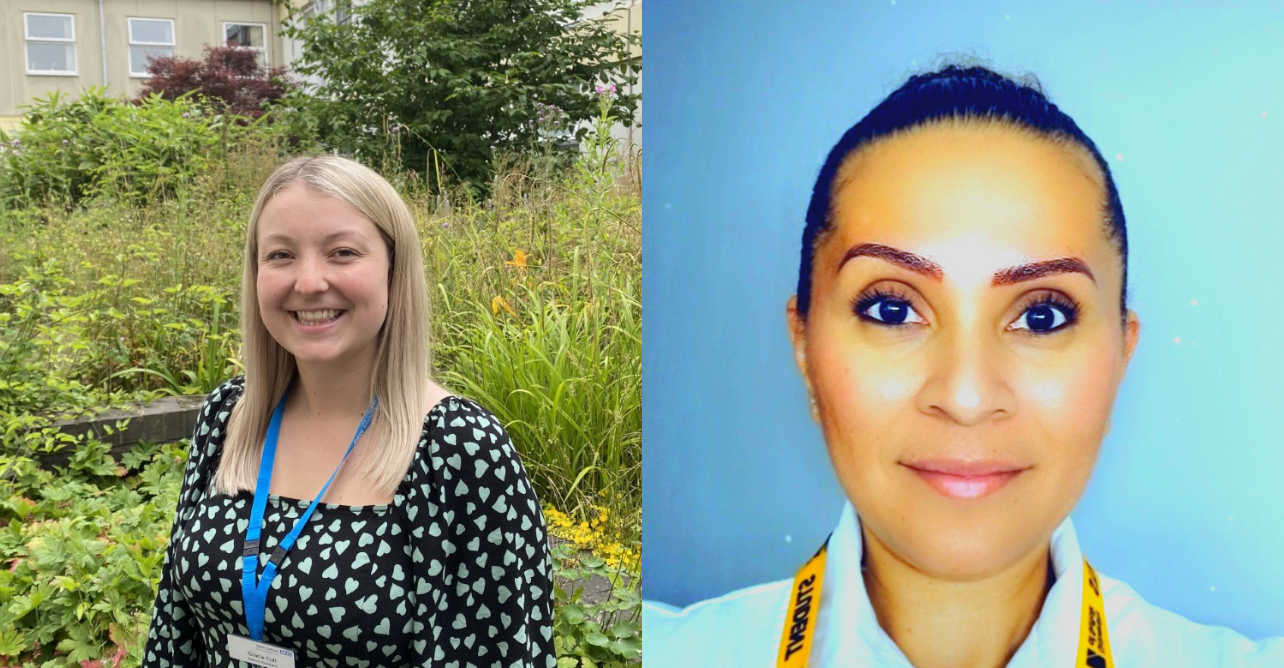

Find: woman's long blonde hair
<box><xmin>216</xmin><ymin>155</ymin><xmax>431</xmax><ymax>497</ymax></box>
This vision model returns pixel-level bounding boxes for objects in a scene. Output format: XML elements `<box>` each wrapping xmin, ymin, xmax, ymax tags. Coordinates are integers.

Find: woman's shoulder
<box><xmin>422</xmin><ymin>393</ymin><xmax>509</xmax><ymax>447</ymax></box>
<box><xmin>1099</xmin><ymin>571</ymin><xmax>1284</xmax><ymax>665</ymax></box>
<box><xmin>415</xmin><ymin>394</ymin><xmax>537</xmax><ymax>500</ymax></box>
<box><xmin>197</xmin><ymin>376</ymin><xmax>246</xmax><ymax>422</ymax></box>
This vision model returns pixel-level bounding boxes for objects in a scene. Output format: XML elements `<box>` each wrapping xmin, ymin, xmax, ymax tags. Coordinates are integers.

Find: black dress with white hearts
<box><xmin>142</xmin><ymin>377</ymin><xmax>556</xmax><ymax>668</ymax></box>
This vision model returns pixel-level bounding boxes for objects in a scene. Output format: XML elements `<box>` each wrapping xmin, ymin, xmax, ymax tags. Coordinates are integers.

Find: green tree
<box><xmin>282</xmin><ymin>0</ymin><xmax>639</xmax><ymax>188</ymax></box>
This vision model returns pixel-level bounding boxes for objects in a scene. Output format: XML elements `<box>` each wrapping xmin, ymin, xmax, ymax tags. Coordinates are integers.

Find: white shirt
<box><xmin>644</xmin><ymin>503</ymin><xmax>1284</xmax><ymax>667</ymax></box>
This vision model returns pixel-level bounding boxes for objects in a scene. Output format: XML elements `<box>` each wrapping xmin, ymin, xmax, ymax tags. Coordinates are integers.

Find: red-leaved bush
<box><xmin>135</xmin><ymin>45</ymin><xmax>294</xmax><ymax>119</ymax></box>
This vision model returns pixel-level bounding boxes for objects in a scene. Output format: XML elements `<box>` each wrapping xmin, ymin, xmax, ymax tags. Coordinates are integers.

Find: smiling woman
<box><xmin>643</xmin><ymin>66</ymin><xmax>1283</xmax><ymax>667</ymax></box>
<box><xmin>141</xmin><ymin>156</ymin><xmax>556</xmax><ymax>668</ymax></box>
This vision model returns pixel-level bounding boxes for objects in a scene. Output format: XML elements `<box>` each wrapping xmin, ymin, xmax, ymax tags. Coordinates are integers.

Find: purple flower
<box><xmin>61</xmin><ymin>139</ymin><xmax>69</xmax><ymax>146</ymax></box>
<box><xmin>441</xmin><ymin>221</ymin><xmax>450</xmax><ymax>229</ymax></box>
<box><xmin>390</xmin><ymin>124</ymin><xmax>401</xmax><ymax>134</ymax></box>
<box><xmin>9</xmin><ymin>139</ymin><xmax>19</xmax><ymax>148</ymax></box>
<box><xmin>182</xmin><ymin>112</ymin><xmax>191</xmax><ymax>119</ymax></box>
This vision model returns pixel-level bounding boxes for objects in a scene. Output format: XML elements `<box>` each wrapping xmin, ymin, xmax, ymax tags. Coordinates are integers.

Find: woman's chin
<box><xmin>866</xmin><ymin>514</ymin><xmax>1051</xmax><ymax>583</ymax></box>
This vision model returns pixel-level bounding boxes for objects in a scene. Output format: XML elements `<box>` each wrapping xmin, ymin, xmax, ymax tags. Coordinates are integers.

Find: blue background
<box><xmin>642</xmin><ymin>0</ymin><xmax>1284</xmax><ymax>639</ymax></box>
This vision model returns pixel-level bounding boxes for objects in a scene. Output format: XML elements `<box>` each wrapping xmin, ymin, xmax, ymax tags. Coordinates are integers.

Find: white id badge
<box><xmin>227</xmin><ymin>634</ymin><xmax>296</xmax><ymax>668</ymax></box>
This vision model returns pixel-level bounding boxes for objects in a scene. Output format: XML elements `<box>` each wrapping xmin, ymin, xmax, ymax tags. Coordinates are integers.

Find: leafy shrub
<box><xmin>282</xmin><ymin>0</ymin><xmax>639</xmax><ymax>188</ymax></box>
<box><xmin>0</xmin><ymin>89</ymin><xmax>251</xmax><ymax>208</ymax></box>
<box><xmin>136</xmin><ymin>45</ymin><xmax>296</xmax><ymax>120</ymax></box>
<box><xmin>551</xmin><ymin>543</ymin><xmax>641</xmax><ymax>667</ymax></box>
<box><xmin>0</xmin><ymin>439</ymin><xmax>179</xmax><ymax>667</ymax></box>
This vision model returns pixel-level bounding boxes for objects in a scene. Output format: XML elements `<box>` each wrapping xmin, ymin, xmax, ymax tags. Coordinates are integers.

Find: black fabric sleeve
<box><xmin>140</xmin><ymin>378</ymin><xmax>241</xmax><ymax>668</ymax></box>
<box><xmin>410</xmin><ymin>397</ymin><xmax>556</xmax><ymax>668</ymax></box>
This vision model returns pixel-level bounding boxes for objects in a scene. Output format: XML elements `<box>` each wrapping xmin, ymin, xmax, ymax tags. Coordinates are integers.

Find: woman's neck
<box><xmin>861</xmin><ymin>526</ymin><xmax>1052</xmax><ymax>668</ymax></box>
<box><xmin>290</xmin><ymin>354</ymin><xmax>377</xmax><ymax>421</ymax></box>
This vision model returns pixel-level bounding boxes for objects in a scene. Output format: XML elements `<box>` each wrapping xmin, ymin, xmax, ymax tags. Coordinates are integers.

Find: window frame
<box><xmin>24</xmin><ymin>12</ymin><xmax>78</xmax><ymax>76</ymax></box>
<box><xmin>302</xmin><ymin>0</ymin><xmax>351</xmax><ymax>25</ymax></box>
<box><xmin>127</xmin><ymin>17</ymin><xmax>177</xmax><ymax>78</ymax></box>
<box><xmin>222</xmin><ymin>21</ymin><xmax>270</xmax><ymax>67</ymax></box>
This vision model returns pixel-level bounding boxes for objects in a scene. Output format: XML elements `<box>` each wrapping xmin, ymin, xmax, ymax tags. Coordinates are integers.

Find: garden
<box><xmin>0</xmin><ymin>2</ymin><xmax>640</xmax><ymax>665</ymax></box>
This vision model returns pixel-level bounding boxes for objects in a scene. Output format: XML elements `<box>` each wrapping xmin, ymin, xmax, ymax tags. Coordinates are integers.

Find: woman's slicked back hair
<box><xmin>797</xmin><ymin>64</ymin><xmax>1128</xmax><ymax>318</ymax></box>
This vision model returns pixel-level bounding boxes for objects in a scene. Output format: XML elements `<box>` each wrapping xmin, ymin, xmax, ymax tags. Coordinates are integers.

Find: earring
<box><xmin>809</xmin><ymin>396</ymin><xmax>820</xmax><ymax>422</ymax></box>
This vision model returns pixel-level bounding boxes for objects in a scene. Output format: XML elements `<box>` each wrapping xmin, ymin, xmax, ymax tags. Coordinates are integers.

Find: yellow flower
<box><xmin>504</xmin><ymin>249</ymin><xmax>529</xmax><ymax>269</ymax></box>
<box><xmin>491</xmin><ymin>295</ymin><xmax>517</xmax><ymax>317</ymax></box>
<box><xmin>543</xmin><ymin>503</ymin><xmax>640</xmax><ymax>572</ymax></box>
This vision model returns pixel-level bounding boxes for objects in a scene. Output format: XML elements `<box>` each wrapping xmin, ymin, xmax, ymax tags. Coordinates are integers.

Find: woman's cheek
<box><xmin>1019</xmin><ymin>342</ymin><xmax>1119</xmax><ymax>466</ymax></box>
<box><xmin>813</xmin><ymin>340</ymin><xmax>920</xmax><ymax>448</ymax></box>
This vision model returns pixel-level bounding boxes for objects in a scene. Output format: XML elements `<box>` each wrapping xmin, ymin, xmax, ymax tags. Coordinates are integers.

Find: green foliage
<box><xmin>437</xmin><ymin>274</ymin><xmax>639</xmax><ymax>518</ymax></box>
<box><xmin>0</xmin><ymin>439</ymin><xmax>183</xmax><ymax>667</ymax></box>
<box><xmin>280</xmin><ymin>0</ymin><xmax>639</xmax><ymax>188</ymax></box>
<box><xmin>0</xmin><ymin>440</ymin><xmax>640</xmax><ymax>666</ymax></box>
<box><xmin>551</xmin><ymin>543</ymin><xmax>641</xmax><ymax>667</ymax></box>
<box><xmin>0</xmin><ymin>245</ymin><xmax>240</xmax><ymax>426</ymax></box>
<box><xmin>0</xmin><ymin>89</ymin><xmax>241</xmax><ymax>209</ymax></box>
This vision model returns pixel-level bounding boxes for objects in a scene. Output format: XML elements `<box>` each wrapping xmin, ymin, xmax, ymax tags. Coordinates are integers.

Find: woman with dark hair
<box><xmin>643</xmin><ymin>66</ymin><xmax>1283</xmax><ymax>667</ymax></box>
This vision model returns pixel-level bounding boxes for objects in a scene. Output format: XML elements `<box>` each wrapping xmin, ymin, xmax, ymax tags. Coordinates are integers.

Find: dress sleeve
<box><xmin>411</xmin><ymin>398</ymin><xmax>556</xmax><ymax>668</ymax></box>
<box><xmin>140</xmin><ymin>378</ymin><xmax>239</xmax><ymax>667</ymax></box>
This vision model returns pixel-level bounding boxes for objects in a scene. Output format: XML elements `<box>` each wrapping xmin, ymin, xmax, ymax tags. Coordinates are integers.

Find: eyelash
<box><xmin>1014</xmin><ymin>292</ymin><xmax>1080</xmax><ymax>334</ymax></box>
<box><xmin>851</xmin><ymin>286</ymin><xmax>915</xmax><ymax>321</ymax></box>
<box><xmin>263</xmin><ymin>248</ymin><xmax>358</xmax><ymax>261</ymax></box>
<box><xmin>850</xmin><ymin>288</ymin><xmax>1081</xmax><ymax>334</ymax></box>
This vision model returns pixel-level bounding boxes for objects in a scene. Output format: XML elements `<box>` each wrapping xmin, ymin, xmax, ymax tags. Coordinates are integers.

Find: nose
<box><xmin>295</xmin><ymin>255</ymin><xmax>330</xmax><ymax>294</ymax></box>
<box><xmin>914</xmin><ymin>329</ymin><xmax>1015</xmax><ymax>426</ymax></box>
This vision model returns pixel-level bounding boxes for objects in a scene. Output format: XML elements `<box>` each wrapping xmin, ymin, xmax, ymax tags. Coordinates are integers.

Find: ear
<box><xmin>786</xmin><ymin>296</ymin><xmax>813</xmax><ymax>396</ymax></box>
<box><xmin>1120</xmin><ymin>309</ymin><xmax>1141</xmax><ymax>377</ymax></box>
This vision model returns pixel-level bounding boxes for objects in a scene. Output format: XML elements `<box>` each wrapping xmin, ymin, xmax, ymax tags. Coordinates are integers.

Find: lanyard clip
<box><xmin>243</xmin><ymin>539</ymin><xmax>260</xmax><ymax>557</ymax></box>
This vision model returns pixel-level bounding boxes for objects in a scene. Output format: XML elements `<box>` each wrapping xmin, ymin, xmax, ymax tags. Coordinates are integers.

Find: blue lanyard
<box><xmin>240</xmin><ymin>386</ymin><xmax>378</xmax><ymax>641</ymax></box>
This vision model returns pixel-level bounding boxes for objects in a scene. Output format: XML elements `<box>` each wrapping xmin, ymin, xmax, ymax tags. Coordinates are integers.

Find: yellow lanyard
<box><xmin>775</xmin><ymin>537</ymin><xmax>1115</xmax><ymax>668</ymax></box>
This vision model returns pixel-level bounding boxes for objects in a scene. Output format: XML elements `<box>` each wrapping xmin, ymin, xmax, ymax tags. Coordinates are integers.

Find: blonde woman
<box><xmin>142</xmin><ymin>156</ymin><xmax>553</xmax><ymax>667</ymax></box>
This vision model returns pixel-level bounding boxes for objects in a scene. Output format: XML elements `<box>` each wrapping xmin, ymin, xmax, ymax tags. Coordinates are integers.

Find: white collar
<box><xmin>813</xmin><ymin>502</ymin><xmax>1086</xmax><ymax>667</ymax></box>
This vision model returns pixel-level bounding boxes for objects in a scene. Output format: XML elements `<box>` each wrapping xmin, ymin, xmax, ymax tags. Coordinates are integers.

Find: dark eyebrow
<box><xmin>993</xmin><ymin>258</ymin><xmax>1095</xmax><ymax>285</ymax></box>
<box><xmin>836</xmin><ymin>243</ymin><xmax>944</xmax><ymax>280</ymax></box>
<box><xmin>837</xmin><ymin>243</ymin><xmax>1096</xmax><ymax>285</ymax></box>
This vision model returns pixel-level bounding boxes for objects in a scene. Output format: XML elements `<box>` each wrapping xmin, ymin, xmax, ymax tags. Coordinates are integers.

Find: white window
<box><xmin>129</xmin><ymin>18</ymin><xmax>176</xmax><ymax>77</ymax></box>
<box><xmin>302</xmin><ymin>0</ymin><xmax>351</xmax><ymax>25</ymax></box>
<box><xmin>25</xmin><ymin>13</ymin><xmax>77</xmax><ymax>75</ymax></box>
<box><xmin>224</xmin><ymin>22</ymin><xmax>268</xmax><ymax>68</ymax></box>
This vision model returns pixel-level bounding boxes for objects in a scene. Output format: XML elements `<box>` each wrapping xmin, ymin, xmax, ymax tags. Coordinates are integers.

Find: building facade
<box><xmin>0</xmin><ymin>0</ymin><xmax>289</xmax><ymax>130</ymax></box>
<box><xmin>2</xmin><ymin>0</ymin><xmax>640</xmax><ymax>148</ymax></box>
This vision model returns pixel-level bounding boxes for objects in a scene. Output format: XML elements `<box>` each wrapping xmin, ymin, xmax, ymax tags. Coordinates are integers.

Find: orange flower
<box><xmin>491</xmin><ymin>295</ymin><xmax>517</xmax><ymax>317</ymax></box>
<box><xmin>504</xmin><ymin>249</ymin><xmax>529</xmax><ymax>269</ymax></box>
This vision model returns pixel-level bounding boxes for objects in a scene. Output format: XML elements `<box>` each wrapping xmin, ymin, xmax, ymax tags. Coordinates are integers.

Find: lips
<box><xmin>290</xmin><ymin>309</ymin><xmax>347</xmax><ymax>326</ymax></box>
<box><xmin>901</xmin><ymin>459</ymin><xmax>1030</xmax><ymax>500</ymax></box>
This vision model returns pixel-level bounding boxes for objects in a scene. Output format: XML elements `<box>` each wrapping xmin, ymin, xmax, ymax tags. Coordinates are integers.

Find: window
<box><xmin>25</xmin><ymin>13</ymin><xmax>76</xmax><ymax>75</ymax></box>
<box><xmin>224</xmin><ymin>22</ymin><xmax>268</xmax><ymax>68</ymax></box>
<box><xmin>302</xmin><ymin>0</ymin><xmax>351</xmax><ymax>25</ymax></box>
<box><xmin>129</xmin><ymin>18</ymin><xmax>176</xmax><ymax>77</ymax></box>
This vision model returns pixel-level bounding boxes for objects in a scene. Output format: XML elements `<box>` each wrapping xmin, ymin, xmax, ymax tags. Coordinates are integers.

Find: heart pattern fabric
<box><xmin>142</xmin><ymin>377</ymin><xmax>556</xmax><ymax>667</ymax></box>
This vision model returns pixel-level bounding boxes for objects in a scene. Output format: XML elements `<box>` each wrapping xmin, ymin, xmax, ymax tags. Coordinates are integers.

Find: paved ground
<box><xmin>549</xmin><ymin>536</ymin><xmax>625</xmax><ymax>606</ymax></box>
